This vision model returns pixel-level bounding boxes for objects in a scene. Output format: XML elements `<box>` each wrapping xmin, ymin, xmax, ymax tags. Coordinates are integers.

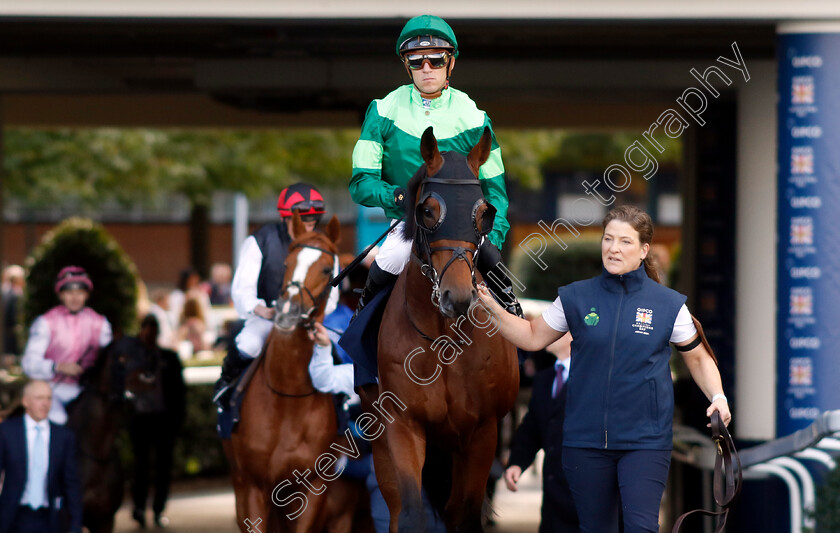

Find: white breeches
<box><xmin>49</xmin><ymin>382</ymin><xmax>81</xmax><ymax>425</ymax></box>
<box><xmin>374</xmin><ymin>221</ymin><xmax>411</xmax><ymax>275</ymax></box>
<box><xmin>235</xmin><ymin>315</ymin><xmax>274</xmax><ymax>359</ymax></box>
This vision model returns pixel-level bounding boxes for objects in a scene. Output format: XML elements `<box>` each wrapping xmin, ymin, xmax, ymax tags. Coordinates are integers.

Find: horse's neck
<box><xmin>263</xmin><ymin>327</ymin><xmax>315</xmax><ymax>390</ymax></box>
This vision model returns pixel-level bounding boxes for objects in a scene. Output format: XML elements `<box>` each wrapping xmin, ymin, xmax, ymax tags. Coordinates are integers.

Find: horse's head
<box><xmin>403</xmin><ymin>126</ymin><xmax>496</xmax><ymax>318</ymax></box>
<box><xmin>274</xmin><ymin>213</ymin><xmax>341</xmax><ymax>331</ymax></box>
<box><xmin>78</xmin><ymin>336</ymin><xmax>142</xmax><ymax>403</ymax></box>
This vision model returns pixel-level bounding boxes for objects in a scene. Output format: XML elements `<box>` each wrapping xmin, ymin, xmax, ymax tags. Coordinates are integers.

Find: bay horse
<box><xmin>66</xmin><ymin>336</ymin><xmax>141</xmax><ymax>533</ymax></box>
<box><xmin>363</xmin><ymin>127</ymin><xmax>519</xmax><ymax>532</ymax></box>
<box><xmin>226</xmin><ymin>214</ymin><xmax>357</xmax><ymax>533</ymax></box>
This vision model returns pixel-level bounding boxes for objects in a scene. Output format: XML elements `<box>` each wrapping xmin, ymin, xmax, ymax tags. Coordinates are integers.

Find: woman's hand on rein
<box><xmin>308</xmin><ymin>322</ymin><xmax>332</xmax><ymax>347</ymax></box>
<box><xmin>706</xmin><ymin>397</ymin><xmax>732</xmax><ymax>427</ymax></box>
<box><xmin>476</xmin><ymin>283</ymin><xmax>501</xmax><ymax>311</ymax></box>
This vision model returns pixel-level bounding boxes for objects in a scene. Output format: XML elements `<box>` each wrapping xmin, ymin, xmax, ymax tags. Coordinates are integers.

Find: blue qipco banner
<box><xmin>777</xmin><ymin>31</ymin><xmax>840</xmax><ymax>436</ymax></box>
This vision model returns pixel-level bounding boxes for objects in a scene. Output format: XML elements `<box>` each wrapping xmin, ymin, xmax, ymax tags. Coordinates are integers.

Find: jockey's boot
<box><xmin>212</xmin><ymin>344</ymin><xmax>252</xmax><ymax>407</ymax></box>
<box><xmin>352</xmin><ymin>262</ymin><xmax>398</xmax><ymax>321</ymax></box>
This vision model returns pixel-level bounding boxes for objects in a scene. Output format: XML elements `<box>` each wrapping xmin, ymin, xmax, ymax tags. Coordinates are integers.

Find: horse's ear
<box><xmin>324</xmin><ymin>215</ymin><xmax>341</xmax><ymax>245</ymax></box>
<box><xmin>291</xmin><ymin>211</ymin><xmax>306</xmax><ymax>238</ymax></box>
<box><xmin>420</xmin><ymin>127</ymin><xmax>444</xmax><ymax>175</ymax></box>
<box><xmin>467</xmin><ymin>127</ymin><xmax>492</xmax><ymax>177</ymax></box>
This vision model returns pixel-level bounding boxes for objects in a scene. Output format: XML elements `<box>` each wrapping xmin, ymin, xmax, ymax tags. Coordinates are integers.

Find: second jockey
<box><xmin>21</xmin><ymin>266</ymin><xmax>113</xmax><ymax>424</ymax></box>
<box><xmin>213</xmin><ymin>182</ymin><xmax>339</xmax><ymax>404</ymax></box>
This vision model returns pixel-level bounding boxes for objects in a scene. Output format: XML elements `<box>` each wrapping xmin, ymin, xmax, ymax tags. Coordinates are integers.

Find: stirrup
<box><xmin>212</xmin><ymin>381</ymin><xmax>232</xmax><ymax>406</ymax></box>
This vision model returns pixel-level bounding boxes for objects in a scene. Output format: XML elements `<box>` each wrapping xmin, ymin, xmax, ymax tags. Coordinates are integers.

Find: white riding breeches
<box><xmin>49</xmin><ymin>381</ymin><xmax>81</xmax><ymax>425</ymax></box>
<box><xmin>375</xmin><ymin>221</ymin><xmax>411</xmax><ymax>275</ymax></box>
<box><xmin>235</xmin><ymin>315</ymin><xmax>274</xmax><ymax>359</ymax></box>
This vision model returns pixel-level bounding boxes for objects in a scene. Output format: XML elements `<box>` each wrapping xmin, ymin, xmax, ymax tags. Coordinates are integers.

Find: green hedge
<box><xmin>23</xmin><ymin>218</ymin><xmax>139</xmax><ymax>336</ymax></box>
<box><xmin>816</xmin><ymin>466</ymin><xmax>840</xmax><ymax>531</ymax></box>
<box><xmin>512</xmin><ymin>232</ymin><xmax>603</xmax><ymax>302</ymax></box>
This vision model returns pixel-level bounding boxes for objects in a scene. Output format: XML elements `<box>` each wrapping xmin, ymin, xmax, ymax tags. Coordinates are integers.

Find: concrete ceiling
<box><xmin>0</xmin><ymin>18</ymin><xmax>776</xmax><ymax>127</ymax></box>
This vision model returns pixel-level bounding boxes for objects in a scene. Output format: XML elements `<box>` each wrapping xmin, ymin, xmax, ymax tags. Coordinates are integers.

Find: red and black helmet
<box><xmin>277</xmin><ymin>183</ymin><xmax>326</xmax><ymax>219</ymax></box>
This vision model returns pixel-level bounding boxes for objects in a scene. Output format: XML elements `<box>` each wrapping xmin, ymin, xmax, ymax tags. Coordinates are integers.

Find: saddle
<box><xmin>671</xmin><ymin>411</ymin><xmax>742</xmax><ymax>533</ymax></box>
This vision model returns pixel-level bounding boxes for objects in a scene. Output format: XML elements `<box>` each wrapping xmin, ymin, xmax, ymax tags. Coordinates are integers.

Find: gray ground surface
<box><xmin>113</xmin><ymin>472</ymin><xmax>543</xmax><ymax>533</ymax></box>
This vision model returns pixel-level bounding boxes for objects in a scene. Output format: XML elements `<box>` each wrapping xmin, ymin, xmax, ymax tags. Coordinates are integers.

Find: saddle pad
<box><xmin>338</xmin><ymin>282</ymin><xmax>394</xmax><ymax>382</ymax></box>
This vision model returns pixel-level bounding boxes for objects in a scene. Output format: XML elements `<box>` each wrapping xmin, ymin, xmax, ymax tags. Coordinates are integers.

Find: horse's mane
<box><xmin>401</xmin><ymin>163</ymin><xmax>429</xmax><ymax>242</ymax></box>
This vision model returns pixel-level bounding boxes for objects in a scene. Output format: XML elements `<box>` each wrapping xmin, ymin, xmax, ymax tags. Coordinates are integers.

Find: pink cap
<box><xmin>55</xmin><ymin>266</ymin><xmax>93</xmax><ymax>293</ymax></box>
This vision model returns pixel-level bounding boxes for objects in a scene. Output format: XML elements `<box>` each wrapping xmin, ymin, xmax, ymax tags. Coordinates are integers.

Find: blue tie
<box><xmin>29</xmin><ymin>425</ymin><xmax>47</xmax><ymax>508</ymax></box>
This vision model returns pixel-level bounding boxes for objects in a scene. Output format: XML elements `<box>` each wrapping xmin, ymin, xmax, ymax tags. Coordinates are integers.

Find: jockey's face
<box><xmin>22</xmin><ymin>381</ymin><xmax>52</xmax><ymax>422</ymax></box>
<box><xmin>405</xmin><ymin>48</ymin><xmax>453</xmax><ymax>98</ymax></box>
<box><xmin>59</xmin><ymin>287</ymin><xmax>90</xmax><ymax>313</ymax></box>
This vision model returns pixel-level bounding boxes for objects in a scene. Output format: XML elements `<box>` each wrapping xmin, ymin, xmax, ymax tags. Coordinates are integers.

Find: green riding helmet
<box><xmin>396</xmin><ymin>15</ymin><xmax>459</xmax><ymax>58</ymax></box>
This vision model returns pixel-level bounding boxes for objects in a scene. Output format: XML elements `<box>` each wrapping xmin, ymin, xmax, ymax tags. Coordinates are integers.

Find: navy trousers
<box><xmin>563</xmin><ymin>447</ymin><xmax>671</xmax><ymax>533</ymax></box>
<box><xmin>12</xmin><ymin>506</ymin><xmax>50</xmax><ymax>533</ymax></box>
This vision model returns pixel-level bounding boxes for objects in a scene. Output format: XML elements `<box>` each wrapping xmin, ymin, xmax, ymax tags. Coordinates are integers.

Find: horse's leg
<box><xmin>383</xmin><ymin>418</ymin><xmax>428</xmax><ymax>533</ymax></box>
<box><xmin>323</xmin><ymin>478</ymin><xmax>359</xmax><ymax>533</ymax></box>
<box><xmin>445</xmin><ymin>422</ymin><xmax>499</xmax><ymax>533</ymax></box>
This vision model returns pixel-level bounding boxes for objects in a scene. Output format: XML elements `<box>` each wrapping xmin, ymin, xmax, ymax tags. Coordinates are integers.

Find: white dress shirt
<box><xmin>308</xmin><ymin>344</ymin><xmax>355</xmax><ymax>396</ymax></box>
<box><xmin>20</xmin><ymin>414</ymin><xmax>50</xmax><ymax>509</ymax></box>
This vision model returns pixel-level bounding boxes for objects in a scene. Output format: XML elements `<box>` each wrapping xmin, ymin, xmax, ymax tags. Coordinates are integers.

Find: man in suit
<box><xmin>504</xmin><ymin>335</ymin><xmax>580</xmax><ymax>533</ymax></box>
<box><xmin>0</xmin><ymin>380</ymin><xmax>83</xmax><ymax>533</ymax></box>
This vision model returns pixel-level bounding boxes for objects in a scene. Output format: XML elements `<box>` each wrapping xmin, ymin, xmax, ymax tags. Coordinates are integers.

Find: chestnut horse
<box><xmin>363</xmin><ymin>127</ymin><xmax>519</xmax><ymax>532</ymax></box>
<box><xmin>225</xmin><ymin>214</ymin><xmax>363</xmax><ymax>533</ymax></box>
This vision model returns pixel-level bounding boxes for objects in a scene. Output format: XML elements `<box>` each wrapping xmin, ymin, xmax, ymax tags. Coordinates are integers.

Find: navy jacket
<box><xmin>559</xmin><ymin>266</ymin><xmax>685</xmax><ymax>450</ymax></box>
<box><xmin>508</xmin><ymin>366</ymin><xmax>579</xmax><ymax>533</ymax></box>
<box><xmin>253</xmin><ymin>223</ymin><xmax>292</xmax><ymax>305</ymax></box>
<box><xmin>0</xmin><ymin>416</ymin><xmax>83</xmax><ymax>533</ymax></box>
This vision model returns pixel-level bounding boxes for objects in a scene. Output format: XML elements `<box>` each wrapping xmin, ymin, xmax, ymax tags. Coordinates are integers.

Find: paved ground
<box><xmin>113</xmin><ymin>470</ymin><xmax>544</xmax><ymax>533</ymax></box>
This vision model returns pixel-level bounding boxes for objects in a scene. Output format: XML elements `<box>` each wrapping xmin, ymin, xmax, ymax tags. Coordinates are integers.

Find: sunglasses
<box><xmin>404</xmin><ymin>51</ymin><xmax>450</xmax><ymax>70</ymax></box>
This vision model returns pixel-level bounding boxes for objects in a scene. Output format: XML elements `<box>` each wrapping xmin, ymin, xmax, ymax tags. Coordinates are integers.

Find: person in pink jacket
<box><xmin>21</xmin><ymin>266</ymin><xmax>112</xmax><ymax>424</ymax></box>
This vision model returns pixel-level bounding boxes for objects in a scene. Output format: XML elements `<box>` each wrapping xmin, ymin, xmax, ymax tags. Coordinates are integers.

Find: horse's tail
<box><xmin>421</xmin><ymin>441</ymin><xmax>452</xmax><ymax>521</ymax></box>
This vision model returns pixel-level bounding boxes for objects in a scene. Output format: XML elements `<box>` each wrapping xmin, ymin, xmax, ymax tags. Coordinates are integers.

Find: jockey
<box><xmin>213</xmin><ymin>182</ymin><xmax>339</xmax><ymax>404</ymax></box>
<box><xmin>350</xmin><ymin>14</ymin><xmax>522</xmax><ymax>317</ymax></box>
<box><xmin>21</xmin><ymin>266</ymin><xmax>113</xmax><ymax>424</ymax></box>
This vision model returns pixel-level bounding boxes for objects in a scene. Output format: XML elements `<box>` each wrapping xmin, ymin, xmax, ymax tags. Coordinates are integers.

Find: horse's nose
<box><xmin>441</xmin><ymin>289</ymin><xmax>472</xmax><ymax>317</ymax></box>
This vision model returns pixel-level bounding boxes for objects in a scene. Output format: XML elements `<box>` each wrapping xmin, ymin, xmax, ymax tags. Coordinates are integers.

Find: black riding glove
<box><xmin>393</xmin><ymin>187</ymin><xmax>408</xmax><ymax>209</ymax></box>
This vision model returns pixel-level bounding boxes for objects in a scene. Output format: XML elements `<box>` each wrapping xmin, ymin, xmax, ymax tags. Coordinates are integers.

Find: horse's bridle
<box><xmin>277</xmin><ymin>243</ymin><xmax>337</xmax><ymax>331</ymax></box>
<box><xmin>413</xmin><ymin>177</ymin><xmax>491</xmax><ymax>308</ymax></box>
<box><xmin>413</xmin><ymin>233</ymin><xmax>480</xmax><ymax>309</ymax></box>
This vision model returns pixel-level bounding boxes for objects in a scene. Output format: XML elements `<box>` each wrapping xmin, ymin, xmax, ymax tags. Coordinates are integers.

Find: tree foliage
<box><xmin>3</xmin><ymin>128</ymin><xmax>358</xmax><ymax>209</ymax></box>
<box><xmin>23</xmin><ymin>218</ymin><xmax>139</xmax><ymax>335</ymax></box>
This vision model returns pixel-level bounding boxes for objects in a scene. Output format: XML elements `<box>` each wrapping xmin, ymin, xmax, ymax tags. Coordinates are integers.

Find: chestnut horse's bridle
<box><xmin>276</xmin><ymin>242</ymin><xmax>337</xmax><ymax>332</ymax></box>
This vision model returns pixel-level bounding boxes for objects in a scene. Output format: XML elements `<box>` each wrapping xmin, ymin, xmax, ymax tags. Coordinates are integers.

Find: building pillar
<box><xmin>735</xmin><ymin>60</ymin><xmax>777</xmax><ymax>440</ymax></box>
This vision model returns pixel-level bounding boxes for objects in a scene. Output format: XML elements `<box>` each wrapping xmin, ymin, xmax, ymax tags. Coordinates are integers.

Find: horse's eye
<box><xmin>423</xmin><ymin>207</ymin><xmax>433</xmax><ymax>218</ymax></box>
<box><xmin>323</xmin><ymin>266</ymin><xmax>332</xmax><ymax>275</ymax></box>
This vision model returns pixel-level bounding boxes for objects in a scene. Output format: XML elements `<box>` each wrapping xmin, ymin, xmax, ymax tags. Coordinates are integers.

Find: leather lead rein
<box><xmin>672</xmin><ymin>411</ymin><xmax>742</xmax><ymax>533</ymax></box>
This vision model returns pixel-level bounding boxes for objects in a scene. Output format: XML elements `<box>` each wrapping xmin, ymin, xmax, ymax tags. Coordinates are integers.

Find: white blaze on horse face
<box><xmin>288</xmin><ymin>247</ymin><xmax>325</xmax><ymax>299</ymax></box>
